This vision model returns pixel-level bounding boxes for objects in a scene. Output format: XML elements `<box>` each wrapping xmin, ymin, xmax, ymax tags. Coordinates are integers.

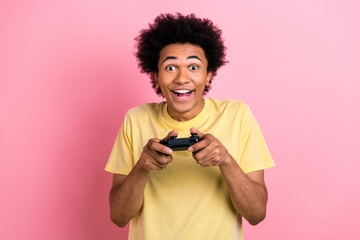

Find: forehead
<box><xmin>159</xmin><ymin>43</ymin><xmax>207</xmax><ymax>62</ymax></box>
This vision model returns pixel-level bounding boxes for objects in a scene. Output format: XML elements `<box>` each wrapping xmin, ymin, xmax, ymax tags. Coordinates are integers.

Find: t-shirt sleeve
<box><xmin>239</xmin><ymin>107</ymin><xmax>275</xmax><ymax>174</ymax></box>
<box><xmin>104</xmin><ymin>113</ymin><xmax>134</xmax><ymax>175</ymax></box>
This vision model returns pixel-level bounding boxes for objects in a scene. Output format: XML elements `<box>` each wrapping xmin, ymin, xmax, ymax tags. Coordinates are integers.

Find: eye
<box><xmin>189</xmin><ymin>65</ymin><xmax>199</xmax><ymax>71</ymax></box>
<box><xmin>165</xmin><ymin>65</ymin><xmax>176</xmax><ymax>71</ymax></box>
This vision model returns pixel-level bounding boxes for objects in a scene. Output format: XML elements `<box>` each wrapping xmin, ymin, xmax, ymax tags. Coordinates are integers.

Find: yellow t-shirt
<box><xmin>105</xmin><ymin>98</ymin><xmax>274</xmax><ymax>240</ymax></box>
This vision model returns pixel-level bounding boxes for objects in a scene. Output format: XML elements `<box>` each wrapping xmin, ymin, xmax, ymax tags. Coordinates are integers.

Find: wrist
<box><xmin>219</xmin><ymin>152</ymin><xmax>234</xmax><ymax>168</ymax></box>
<box><xmin>135</xmin><ymin>160</ymin><xmax>151</xmax><ymax>175</ymax></box>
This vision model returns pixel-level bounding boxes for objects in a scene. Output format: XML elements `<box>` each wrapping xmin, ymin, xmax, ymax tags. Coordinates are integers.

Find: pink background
<box><xmin>1</xmin><ymin>0</ymin><xmax>359</xmax><ymax>239</ymax></box>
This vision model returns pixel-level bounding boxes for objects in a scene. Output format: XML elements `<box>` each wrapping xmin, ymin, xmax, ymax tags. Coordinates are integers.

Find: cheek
<box><xmin>194</xmin><ymin>76</ymin><xmax>208</xmax><ymax>88</ymax></box>
<box><xmin>157</xmin><ymin>76</ymin><xmax>169</xmax><ymax>88</ymax></box>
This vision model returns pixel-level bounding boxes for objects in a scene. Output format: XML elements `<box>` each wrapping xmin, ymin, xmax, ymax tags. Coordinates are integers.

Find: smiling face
<box><xmin>153</xmin><ymin>43</ymin><xmax>212</xmax><ymax>122</ymax></box>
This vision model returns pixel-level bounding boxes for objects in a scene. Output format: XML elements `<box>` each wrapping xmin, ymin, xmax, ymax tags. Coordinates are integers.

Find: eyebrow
<box><xmin>161</xmin><ymin>55</ymin><xmax>203</xmax><ymax>64</ymax></box>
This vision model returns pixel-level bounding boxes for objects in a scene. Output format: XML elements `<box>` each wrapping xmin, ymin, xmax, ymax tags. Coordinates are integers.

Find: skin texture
<box><xmin>152</xmin><ymin>43</ymin><xmax>213</xmax><ymax>122</ymax></box>
<box><xmin>109</xmin><ymin>43</ymin><xmax>268</xmax><ymax>227</ymax></box>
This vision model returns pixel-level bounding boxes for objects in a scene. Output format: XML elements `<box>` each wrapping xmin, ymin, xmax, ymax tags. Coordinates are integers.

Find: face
<box><xmin>153</xmin><ymin>43</ymin><xmax>212</xmax><ymax>122</ymax></box>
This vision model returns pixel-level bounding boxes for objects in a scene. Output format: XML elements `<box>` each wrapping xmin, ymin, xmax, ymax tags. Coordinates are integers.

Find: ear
<box><xmin>152</xmin><ymin>72</ymin><xmax>159</xmax><ymax>88</ymax></box>
<box><xmin>206</xmin><ymin>71</ymin><xmax>213</xmax><ymax>87</ymax></box>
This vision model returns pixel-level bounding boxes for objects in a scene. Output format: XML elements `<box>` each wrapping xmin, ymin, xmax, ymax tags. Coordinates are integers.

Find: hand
<box><xmin>188</xmin><ymin>128</ymin><xmax>231</xmax><ymax>167</ymax></box>
<box><xmin>138</xmin><ymin>130</ymin><xmax>178</xmax><ymax>171</ymax></box>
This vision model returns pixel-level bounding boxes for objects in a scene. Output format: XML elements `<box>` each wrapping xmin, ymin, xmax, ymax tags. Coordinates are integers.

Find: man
<box><xmin>105</xmin><ymin>13</ymin><xmax>274</xmax><ymax>240</ymax></box>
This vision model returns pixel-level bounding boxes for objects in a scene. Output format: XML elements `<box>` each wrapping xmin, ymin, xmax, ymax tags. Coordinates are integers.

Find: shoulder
<box><xmin>125</xmin><ymin>101</ymin><xmax>165</xmax><ymax>119</ymax></box>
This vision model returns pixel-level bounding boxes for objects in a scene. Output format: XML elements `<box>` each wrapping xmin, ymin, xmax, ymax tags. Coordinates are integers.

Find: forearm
<box><xmin>219</xmin><ymin>156</ymin><xmax>268</xmax><ymax>225</ymax></box>
<box><xmin>110</xmin><ymin>162</ymin><xmax>149</xmax><ymax>227</ymax></box>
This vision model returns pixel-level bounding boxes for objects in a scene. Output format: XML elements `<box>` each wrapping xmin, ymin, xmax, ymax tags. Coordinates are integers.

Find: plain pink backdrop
<box><xmin>1</xmin><ymin>0</ymin><xmax>359</xmax><ymax>239</ymax></box>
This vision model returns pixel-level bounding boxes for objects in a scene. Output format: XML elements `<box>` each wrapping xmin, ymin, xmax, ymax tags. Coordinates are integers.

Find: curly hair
<box><xmin>135</xmin><ymin>13</ymin><xmax>227</xmax><ymax>96</ymax></box>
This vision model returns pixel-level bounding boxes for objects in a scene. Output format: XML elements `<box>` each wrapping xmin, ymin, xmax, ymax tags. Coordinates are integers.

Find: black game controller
<box><xmin>160</xmin><ymin>133</ymin><xmax>201</xmax><ymax>152</ymax></box>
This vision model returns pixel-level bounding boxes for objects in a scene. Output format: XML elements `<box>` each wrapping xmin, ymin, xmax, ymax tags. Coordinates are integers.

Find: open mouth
<box><xmin>171</xmin><ymin>89</ymin><xmax>193</xmax><ymax>98</ymax></box>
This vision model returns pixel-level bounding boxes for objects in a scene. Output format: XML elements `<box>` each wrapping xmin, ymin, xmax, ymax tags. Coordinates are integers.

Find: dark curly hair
<box><xmin>135</xmin><ymin>13</ymin><xmax>227</xmax><ymax>96</ymax></box>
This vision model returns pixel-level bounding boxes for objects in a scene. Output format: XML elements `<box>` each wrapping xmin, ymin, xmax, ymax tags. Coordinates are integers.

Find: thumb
<box><xmin>163</xmin><ymin>130</ymin><xmax>178</xmax><ymax>140</ymax></box>
<box><xmin>190</xmin><ymin>127</ymin><xmax>204</xmax><ymax>139</ymax></box>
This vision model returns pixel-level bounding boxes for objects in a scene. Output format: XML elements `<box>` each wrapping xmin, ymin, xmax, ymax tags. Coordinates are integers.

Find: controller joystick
<box><xmin>160</xmin><ymin>133</ymin><xmax>201</xmax><ymax>151</ymax></box>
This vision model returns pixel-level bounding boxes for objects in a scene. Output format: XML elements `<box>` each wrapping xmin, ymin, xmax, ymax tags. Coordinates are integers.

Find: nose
<box><xmin>174</xmin><ymin>68</ymin><xmax>190</xmax><ymax>84</ymax></box>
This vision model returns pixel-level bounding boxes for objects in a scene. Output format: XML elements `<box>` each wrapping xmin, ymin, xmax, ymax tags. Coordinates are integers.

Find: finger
<box><xmin>141</xmin><ymin>154</ymin><xmax>166</xmax><ymax>170</ymax></box>
<box><xmin>147</xmin><ymin>140</ymin><xmax>174</xmax><ymax>165</ymax></box>
<box><xmin>148</xmin><ymin>139</ymin><xmax>173</xmax><ymax>156</ymax></box>
<box><xmin>197</xmin><ymin>158</ymin><xmax>213</xmax><ymax>167</ymax></box>
<box><xmin>151</xmin><ymin>152</ymin><xmax>172</xmax><ymax>166</ymax></box>
<box><xmin>189</xmin><ymin>133</ymin><xmax>214</xmax><ymax>153</ymax></box>
<box><xmin>195</xmin><ymin>148</ymin><xmax>222</xmax><ymax>167</ymax></box>
<box><xmin>159</xmin><ymin>130</ymin><xmax>178</xmax><ymax>156</ymax></box>
<box><xmin>190</xmin><ymin>127</ymin><xmax>204</xmax><ymax>139</ymax></box>
<box><xmin>193</xmin><ymin>146</ymin><xmax>214</xmax><ymax>164</ymax></box>
<box><xmin>146</xmin><ymin>149</ymin><xmax>172</xmax><ymax>168</ymax></box>
<box><xmin>163</xmin><ymin>130</ymin><xmax>178</xmax><ymax>140</ymax></box>
<box><xmin>152</xmin><ymin>152</ymin><xmax>172</xmax><ymax>166</ymax></box>
<box><xmin>188</xmin><ymin>127</ymin><xmax>206</xmax><ymax>153</ymax></box>
<box><xmin>192</xmin><ymin>145</ymin><xmax>212</xmax><ymax>165</ymax></box>
<box><xmin>199</xmin><ymin>159</ymin><xmax>221</xmax><ymax>167</ymax></box>
<box><xmin>150</xmin><ymin>158</ymin><xmax>168</xmax><ymax>169</ymax></box>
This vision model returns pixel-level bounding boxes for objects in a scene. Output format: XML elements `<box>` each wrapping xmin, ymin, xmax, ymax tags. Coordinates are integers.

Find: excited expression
<box><xmin>153</xmin><ymin>43</ymin><xmax>212</xmax><ymax>122</ymax></box>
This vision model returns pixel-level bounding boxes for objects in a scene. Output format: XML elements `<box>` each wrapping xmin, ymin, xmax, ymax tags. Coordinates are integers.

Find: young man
<box><xmin>105</xmin><ymin>13</ymin><xmax>274</xmax><ymax>240</ymax></box>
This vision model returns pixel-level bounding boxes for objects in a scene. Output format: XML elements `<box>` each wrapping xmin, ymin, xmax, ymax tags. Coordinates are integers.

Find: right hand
<box><xmin>138</xmin><ymin>130</ymin><xmax>178</xmax><ymax>171</ymax></box>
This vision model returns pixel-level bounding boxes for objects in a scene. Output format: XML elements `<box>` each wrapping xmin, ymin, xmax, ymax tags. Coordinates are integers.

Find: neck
<box><xmin>167</xmin><ymin>98</ymin><xmax>205</xmax><ymax>122</ymax></box>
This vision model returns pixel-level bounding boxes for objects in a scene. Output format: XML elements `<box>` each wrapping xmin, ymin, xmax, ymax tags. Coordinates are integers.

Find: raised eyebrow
<box><xmin>187</xmin><ymin>55</ymin><xmax>202</xmax><ymax>62</ymax></box>
<box><xmin>162</xmin><ymin>56</ymin><xmax>177</xmax><ymax>64</ymax></box>
<box><xmin>162</xmin><ymin>55</ymin><xmax>203</xmax><ymax>64</ymax></box>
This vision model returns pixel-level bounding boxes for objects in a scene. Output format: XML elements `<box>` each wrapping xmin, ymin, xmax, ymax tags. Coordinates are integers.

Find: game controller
<box><xmin>160</xmin><ymin>133</ymin><xmax>201</xmax><ymax>152</ymax></box>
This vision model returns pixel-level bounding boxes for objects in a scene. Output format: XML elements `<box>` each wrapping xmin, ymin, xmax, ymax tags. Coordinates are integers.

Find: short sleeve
<box><xmin>105</xmin><ymin>113</ymin><xmax>134</xmax><ymax>175</ymax></box>
<box><xmin>239</xmin><ymin>107</ymin><xmax>275</xmax><ymax>174</ymax></box>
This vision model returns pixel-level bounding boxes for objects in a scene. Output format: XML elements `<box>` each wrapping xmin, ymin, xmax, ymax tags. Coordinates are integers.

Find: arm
<box><xmin>189</xmin><ymin>128</ymin><xmax>268</xmax><ymax>225</ymax></box>
<box><xmin>219</xmin><ymin>159</ymin><xmax>268</xmax><ymax>225</ymax></box>
<box><xmin>109</xmin><ymin>130</ymin><xmax>177</xmax><ymax>227</ymax></box>
<box><xmin>109</xmin><ymin>165</ymin><xmax>149</xmax><ymax>228</ymax></box>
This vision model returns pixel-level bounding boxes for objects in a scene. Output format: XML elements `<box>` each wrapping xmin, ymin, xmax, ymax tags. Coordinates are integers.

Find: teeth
<box><xmin>173</xmin><ymin>89</ymin><xmax>191</xmax><ymax>93</ymax></box>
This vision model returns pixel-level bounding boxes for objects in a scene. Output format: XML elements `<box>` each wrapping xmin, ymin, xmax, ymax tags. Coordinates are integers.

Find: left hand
<box><xmin>188</xmin><ymin>127</ymin><xmax>231</xmax><ymax>167</ymax></box>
